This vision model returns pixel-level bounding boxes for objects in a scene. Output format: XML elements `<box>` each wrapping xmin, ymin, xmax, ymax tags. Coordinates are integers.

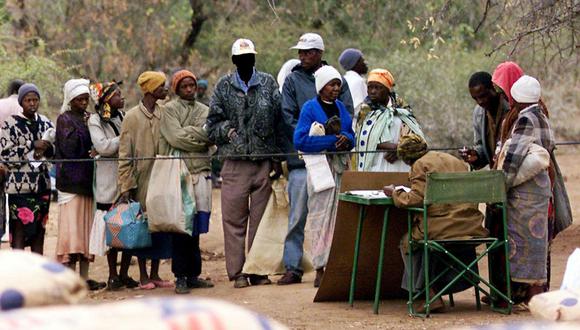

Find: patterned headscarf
<box><xmin>397</xmin><ymin>134</ymin><xmax>428</xmax><ymax>164</ymax></box>
<box><xmin>89</xmin><ymin>81</ymin><xmax>122</xmax><ymax>121</ymax></box>
<box><xmin>367</xmin><ymin>69</ymin><xmax>395</xmax><ymax>91</ymax></box>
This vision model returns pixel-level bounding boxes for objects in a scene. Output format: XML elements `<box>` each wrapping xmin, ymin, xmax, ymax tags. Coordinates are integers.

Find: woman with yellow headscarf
<box><xmin>355</xmin><ymin>69</ymin><xmax>424</xmax><ymax>173</ymax></box>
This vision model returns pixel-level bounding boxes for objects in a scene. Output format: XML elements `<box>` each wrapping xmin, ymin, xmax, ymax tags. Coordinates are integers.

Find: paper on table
<box><xmin>395</xmin><ymin>185</ymin><xmax>411</xmax><ymax>193</ymax></box>
<box><xmin>345</xmin><ymin>190</ymin><xmax>388</xmax><ymax>199</ymax></box>
<box><xmin>303</xmin><ymin>154</ymin><xmax>335</xmax><ymax>193</ymax></box>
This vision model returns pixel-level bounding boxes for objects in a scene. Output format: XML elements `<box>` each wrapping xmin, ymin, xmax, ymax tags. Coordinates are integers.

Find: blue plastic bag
<box><xmin>104</xmin><ymin>201</ymin><xmax>152</xmax><ymax>249</ymax></box>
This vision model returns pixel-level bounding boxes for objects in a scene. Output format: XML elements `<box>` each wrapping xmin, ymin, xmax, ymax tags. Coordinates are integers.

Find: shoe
<box><xmin>120</xmin><ymin>276</ymin><xmax>139</xmax><ymax>289</ymax></box>
<box><xmin>234</xmin><ymin>275</ymin><xmax>250</xmax><ymax>288</ymax></box>
<box><xmin>107</xmin><ymin>277</ymin><xmax>124</xmax><ymax>291</ymax></box>
<box><xmin>187</xmin><ymin>277</ymin><xmax>214</xmax><ymax>289</ymax></box>
<box><xmin>249</xmin><ymin>274</ymin><xmax>272</xmax><ymax>286</ymax></box>
<box><xmin>175</xmin><ymin>277</ymin><xmax>191</xmax><ymax>294</ymax></box>
<box><xmin>86</xmin><ymin>279</ymin><xmax>107</xmax><ymax>291</ymax></box>
<box><xmin>314</xmin><ymin>268</ymin><xmax>324</xmax><ymax>288</ymax></box>
<box><xmin>276</xmin><ymin>271</ymin><xmax>302</xmax><ymax>285</ymax></box>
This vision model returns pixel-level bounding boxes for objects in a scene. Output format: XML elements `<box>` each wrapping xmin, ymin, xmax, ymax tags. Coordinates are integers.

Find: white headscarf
<box><xmin>60</xmin><ymin>78</ymin><xmax>90</xmax><ymax>113</ymax></box>
<box><xmin>277</xmin><ymin>59</ymin><xmax>301</xmax><ymax>92</ymax></box>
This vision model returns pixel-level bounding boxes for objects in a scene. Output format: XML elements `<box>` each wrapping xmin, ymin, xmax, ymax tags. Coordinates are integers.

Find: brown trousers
<box><xmin>221</xmin><ymin>159</ymin><xmax>272</xmax><ymax>280</ymax></box>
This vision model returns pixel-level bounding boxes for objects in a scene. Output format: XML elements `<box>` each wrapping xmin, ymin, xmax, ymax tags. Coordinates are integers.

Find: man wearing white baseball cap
<box><xmin>278</xmin><ymin>33</ymin><xmax>354</xmax><ymax>285</ymax></box>
<box><xmin>206</xmin><ymin>38</ymin><xmax>286</xmax><ymax>289</ymax></box>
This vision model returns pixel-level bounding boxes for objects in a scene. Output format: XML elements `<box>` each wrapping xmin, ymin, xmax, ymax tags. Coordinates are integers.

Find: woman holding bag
<box><xmin>501</xmin><ymin>75</ymin><xmax>555</xmax><ymax>304</ymax></box>
<box><xmin>118</xmin><ymin>71</ymin><xmax>172</xmax><ymax>290</ymax></box>
<box><xmin>293</xmin><ymin>65</ymin><xmax>355</xmax><ymax>287</ymax></box>
<box><xmin>88</xmin><ymin>81</ymin><xmax>138</xmax><ymax>291</ymax></box>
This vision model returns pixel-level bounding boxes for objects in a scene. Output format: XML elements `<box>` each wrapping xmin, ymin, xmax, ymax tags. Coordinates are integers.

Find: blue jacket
<box><xmin>293</xmin><ymin>98</ymin><xmax>355</xmax><ymax>153</ymax></box>
<box><xmin>282</xmin><ymin>63</ymin><xmax>354</xmax><ymax>170</ymax></box>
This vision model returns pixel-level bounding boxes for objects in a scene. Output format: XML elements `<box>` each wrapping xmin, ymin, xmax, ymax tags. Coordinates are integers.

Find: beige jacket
<box><xmin>159</xmin><ymin>98</ymin><xmax>211</xmax><ymax>174</ymax></box>
<box><xmin>393</xmin><ymin>151</ymin><xmax>488</xmax><ymax>247</ymax></box>
<box><xmin>118</xmin><ymin>102</ymin><xmax>162</xmax><ymax>209</ymax></box>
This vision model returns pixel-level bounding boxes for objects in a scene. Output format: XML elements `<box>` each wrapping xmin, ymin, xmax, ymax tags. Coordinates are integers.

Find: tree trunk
<box><xmin>180</xmin><ymin>0</ymin><xmax>208</xmax><ymax>66</ymax></box>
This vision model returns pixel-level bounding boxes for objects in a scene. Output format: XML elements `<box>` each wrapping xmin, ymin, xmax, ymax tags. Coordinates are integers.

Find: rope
<box><xmin>2</xmin><ymin>141</ymin><xmax>579</xmax><ymax>165</ymax></box>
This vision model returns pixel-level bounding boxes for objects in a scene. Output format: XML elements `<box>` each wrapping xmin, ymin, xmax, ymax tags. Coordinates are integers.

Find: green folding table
<box><xmin>338</xmin><ymin>192</ymin><xmax>394</xmax><ymax>314</ymax></box>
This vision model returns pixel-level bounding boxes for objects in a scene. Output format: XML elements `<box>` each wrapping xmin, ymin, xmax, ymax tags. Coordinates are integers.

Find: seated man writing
<box><xmin>383</xmin><ymin>134</ymin><xmax>488</xmax><ymax>312</ymax></box>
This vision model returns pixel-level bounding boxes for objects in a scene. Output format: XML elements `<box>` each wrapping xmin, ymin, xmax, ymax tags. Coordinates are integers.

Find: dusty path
<box><xmin>9</xmin><ymin>149</ymin><xmax>580</xmax><ymax>329</ymax></box>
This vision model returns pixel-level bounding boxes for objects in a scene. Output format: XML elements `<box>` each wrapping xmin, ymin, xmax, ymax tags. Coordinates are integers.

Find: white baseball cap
<box><xmin>232</xmin><ymin>38</ymin><xmax>258</xmax><ymax>56</ymax></box>
<box><xmin>291</xmin><ymin>33</ymin><xmax>325</xmax><ymax>51</ymax></box>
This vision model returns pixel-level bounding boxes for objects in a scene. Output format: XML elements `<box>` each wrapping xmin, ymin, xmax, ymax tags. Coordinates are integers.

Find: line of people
<box><xmin>0</xmin><ymin>32</ymin><xmax>570</xmax><ymax>309</ymax></box>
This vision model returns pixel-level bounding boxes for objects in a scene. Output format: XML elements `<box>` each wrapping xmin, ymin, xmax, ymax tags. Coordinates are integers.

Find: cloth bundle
<box><xmin>0</xmin><ymin>297</ymin><xmax>289</xmax><ymax>330</ymax></box>
<box><xmin>496</xmin><ymin>137</ymin><xmax>550</xmax><ymax>187</ymax></box>
<box><xmin>0</xmin><ymin>250</ymin><xmax>87</xmax><ymax>311</ymax></box>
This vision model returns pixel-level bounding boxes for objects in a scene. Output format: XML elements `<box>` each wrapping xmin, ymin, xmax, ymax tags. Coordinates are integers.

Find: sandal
<box><xmin>152</xmin><ymin>280</ymin><xmax>174</xmax><ymax>288</ymax></box>
<box><xmin>87</xmin><ymin>279</ymin><xmax>107</xmax><ymax>291</ymax></box>
<box><xmin>120</xmin><ymin>276</ymin><xmax>139</xmax><ymax>289</ymax></box>
<box><xmin>138</xmin><ymin>282</ymin><xmax>156</xmax><ymax>290</ymax></box>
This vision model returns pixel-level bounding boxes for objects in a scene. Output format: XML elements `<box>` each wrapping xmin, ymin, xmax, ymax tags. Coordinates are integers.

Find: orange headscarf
<box><xmin>171</xmin><ymin>69</ymin><xmax>197</xmax><ymax>93</ymax></box>
<box><xmin>367</xmin><ymin>69</ymin><xmax>395</xmax><ymax>90</ymax></box>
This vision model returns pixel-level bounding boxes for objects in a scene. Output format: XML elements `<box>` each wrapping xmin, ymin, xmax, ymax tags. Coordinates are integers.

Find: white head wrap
<box><xmin>511</xmin><ymin>75</ymin><xmax>541</xmax><ymax>104</ymax></box>
<box><xmin>61</xmin><ymin>78</ymin><xmax>90</xmax><ymax>113</ymax></box>
<box><xmin>277</xmin><ymin>59</ymin><xmax>300</xmax><ymax>92</ymax></box>
<box><xmin>314</xmin><ymin>65</ymin><xmax>342</xmax><ymax>94</ymax></box>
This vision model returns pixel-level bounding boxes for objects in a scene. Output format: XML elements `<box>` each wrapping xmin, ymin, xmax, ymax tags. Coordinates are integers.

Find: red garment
<box><xmin>491</xmin><ymin>61</ymin><xmax>524</xmax><ymax>105</ymax></box>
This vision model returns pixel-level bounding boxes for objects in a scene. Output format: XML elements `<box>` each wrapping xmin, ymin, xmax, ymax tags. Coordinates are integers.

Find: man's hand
<box><xmin>270</xmin><ymin>161</ymin><xmax>283</xmax><ymax>180</ymax></box>
<box><xmin>335</xmin><ymin>134</ymin><xmax>350</xmax><ymax>151</ymax></box>
<box><xmin>459</xmin><ymin>148</ymin><xmax>478</xmax><ymax>164</ymax></box>
<box><xmin>383</xmin><ymin>184</ymin><xmax>395</xmax><ymax>197</ymax></box>
<box><xmin>227</xmin><ymin>128</ymin><xmax>238</xmax><ymax>141</ymax></box>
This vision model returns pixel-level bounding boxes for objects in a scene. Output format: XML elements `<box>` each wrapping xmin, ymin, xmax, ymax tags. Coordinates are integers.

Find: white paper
<box><xmin>395</xmin><ymin>185</ymin><xmax>411</xmax><ymax>193</ymax></box>
<box><xmin>303</xmin><ymin>154</ymin><xmax>335</xmax><ymax>193</ymax></box>
<box><xmin>345</xmin><ymin>190</ymin><xmax>388</xmax><ymax>199</ymax></box>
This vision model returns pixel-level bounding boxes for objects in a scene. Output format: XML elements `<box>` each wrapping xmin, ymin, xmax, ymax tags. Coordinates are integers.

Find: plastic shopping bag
<box><xmin>88</xmin><ymin>209</ymin><xmax>108</xmax><ymax>256</ymax></box>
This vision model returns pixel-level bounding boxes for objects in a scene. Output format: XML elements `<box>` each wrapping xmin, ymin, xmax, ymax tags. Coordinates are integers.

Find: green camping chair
<box><xmin>404</xmin><ymin>170</ymin><xmax>513</xmax><ymax>317</ymax></box>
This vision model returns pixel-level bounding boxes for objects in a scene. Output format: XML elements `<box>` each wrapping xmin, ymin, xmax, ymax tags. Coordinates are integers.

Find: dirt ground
<box><xmin>5</xmin><ymin>148</ymin><xmax>580</xmax><ymax>329</ymax></box>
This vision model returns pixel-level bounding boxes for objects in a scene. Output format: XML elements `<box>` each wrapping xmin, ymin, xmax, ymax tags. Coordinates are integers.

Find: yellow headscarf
<box><xmin>397</xmin><ymin>134</ymin><xmax>428</xmax><ymax>164</ymax></box>
<box><xmin>137</xmin><ymin>71</ymin><xmax>166</xmax><ymax>94</ymax></box>
<box><xmin>367</xmin><ymin>69</ymin><xmax>395</xmax><ymax>91</ymax></box>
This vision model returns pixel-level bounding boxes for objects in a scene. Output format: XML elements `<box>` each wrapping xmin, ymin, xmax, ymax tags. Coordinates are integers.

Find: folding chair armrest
<box><xmin>405</xmin><ymin>207</ymin><xmax>425</xmax><ymax>212</ymax></box>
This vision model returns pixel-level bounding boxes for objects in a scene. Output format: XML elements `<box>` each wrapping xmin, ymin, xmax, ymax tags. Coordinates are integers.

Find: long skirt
<box><xmin>8</xmin><ymin>192</ymin><xmax>50</xmax><ymax>249</ymax></box>
<box><xmin>56</xmin><ymin>195</ymin><xmax>94</xmax><ymax>263</ymax></box>
<box><xmin>507</xmin><ymin>172</ymin><xmax>551</xmax><ymax>284</ymax></box>
<box><xmin>306</xmin><ymin>172</ymin><xmax>341</xmax><ymax>270</ymax></box>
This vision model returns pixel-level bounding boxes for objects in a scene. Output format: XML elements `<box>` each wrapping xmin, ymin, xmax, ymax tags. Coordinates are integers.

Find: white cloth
<box><xmin>60</xmin><ymin>79</ymin><xmax>90</xmax><ymax>113</ymax></box>
<box><xmin>343</xmin><ymin>70</ymin><xmax>368</xmax><ymax>130</ymax></box>
<box><xmin>57</xmin><ymin>191</ymin><xmax>77</xmax><ymax>204</ymax></box>
<box><xmin>314</xmin><ymin>66</ymin><xmax>342</xmax><ymax>93</ymax></box>
<box><xmin>277</xmin><ymin>59</ymin><xmax>301</xmax><ymax>92</ymax></box>
<box><xmin>0</xmin><ymin>95</ymin><xmax>22</xmax><ymax>124</ymax></box>
<box><xmin>511</xmin><ymin>75</ymin><xmax>541</xmax><ymax>103</ymax></box>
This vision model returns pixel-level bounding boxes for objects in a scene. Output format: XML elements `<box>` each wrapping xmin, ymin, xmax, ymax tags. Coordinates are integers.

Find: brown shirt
<box><xmin>393</xmin><ymin>151</ymin><xmax>488</xmax><ymax>249</ymax></box>
<box><xmin>118</xmin><ymin>102</ymin><xmax>162</xmax><ymax>209</ymax></box>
